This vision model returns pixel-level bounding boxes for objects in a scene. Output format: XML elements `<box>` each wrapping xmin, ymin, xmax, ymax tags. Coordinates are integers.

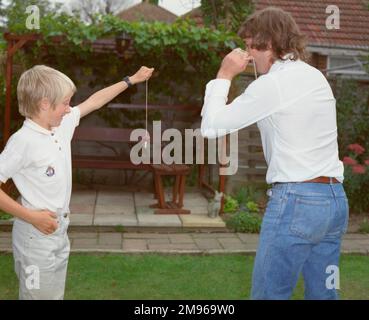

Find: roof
<box><xmin>181</xmin><ymin>0</ymin><xmax>369</xmax><ymax>50</ymax></box>
<box><xmin>180</xmin><ymin>7</ymin><xmax>204</xmax><ymax>26</ymax></box>
<box><xmin>256</xmin><ymin>0</ymin><xmax>369</xmax><ymax>50</ymax></box>
<box><xmin>117</xmin><ymin>2</ymin><xmax>177</xmax><ymax>23</ymax></box>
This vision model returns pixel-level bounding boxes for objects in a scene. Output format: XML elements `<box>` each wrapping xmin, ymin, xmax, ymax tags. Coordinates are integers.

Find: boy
<box><xmin>0</xmin><ymin>64</ymin><xmax>154</xmax><ymax>299</ymax></box>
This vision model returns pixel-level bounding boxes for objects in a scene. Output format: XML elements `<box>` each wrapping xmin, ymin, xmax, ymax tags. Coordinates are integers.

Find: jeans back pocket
<box><xmin>290</xmin><ymin>197</ymin><xmax>331</xmax><ymax>243</ymax></box>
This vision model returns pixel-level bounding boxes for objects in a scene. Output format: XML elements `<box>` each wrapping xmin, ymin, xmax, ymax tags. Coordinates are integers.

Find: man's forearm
<box><xmin>216</xmin><ymin>69</ymin><xmax>234</xmax><ymax>81</ymax></box>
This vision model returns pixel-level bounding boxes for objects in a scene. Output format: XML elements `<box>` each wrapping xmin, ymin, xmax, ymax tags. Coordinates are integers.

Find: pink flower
<box><xmin>365</xmin><ymin>160</ymin><xmax>369</xmax><ymax>166</ymax></box>
<box><xmin>348</xmin><ymin>143</ymin><xmax>365</xmax><ymax>155</ymax></box>
<box><xmin>343</xmin><ymin>156</ymin><xmax>357</xmax><ymax>165</ymax></box>
<box><xmin>352</xmin><ymin>165</ymin><xmax>366</xmax><ymax>174</ymax></box>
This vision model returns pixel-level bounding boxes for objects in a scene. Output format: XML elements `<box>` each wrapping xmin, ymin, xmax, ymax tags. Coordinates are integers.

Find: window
<box><xmin>327</xmin><ymin>55</ymin><xmax>368</xmax><ymax>77</ymax></box>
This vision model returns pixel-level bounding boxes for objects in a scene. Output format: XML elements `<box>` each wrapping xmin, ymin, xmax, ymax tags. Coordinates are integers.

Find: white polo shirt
<box><xmin>201</xmin><ymin>58</ymin><xmax>344</xmax><ymax>184</ymax></box>
<box><xmin>0</xmin><ymin>107</ymin><xmax>80</xmax><ymax>214</ymax></box>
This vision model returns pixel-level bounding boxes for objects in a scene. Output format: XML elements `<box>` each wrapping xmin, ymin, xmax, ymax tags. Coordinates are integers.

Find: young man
<box><xmin>0</xmin><ymin>64</ymin><xmax>154</xmax><ymax>299</ymax></box>
<box><xmin>201</xmin><ymin>7</ymin><xmax>348</xmax><ymax>299</ymax></box>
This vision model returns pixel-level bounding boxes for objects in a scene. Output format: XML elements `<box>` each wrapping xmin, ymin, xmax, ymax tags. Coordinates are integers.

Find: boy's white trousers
<box><xmin>12</xmin><ymin>213</ymin><xmax>70</xmax><ymax>300</ymax></box>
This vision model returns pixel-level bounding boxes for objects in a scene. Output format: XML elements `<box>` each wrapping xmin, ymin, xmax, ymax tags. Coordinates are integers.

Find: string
<box><xmin>144</xmin><ymin>79</ymin><xmax>148</xmax><ymax>148</ymax></box>
<box><xmin>252</xmin><ymin>59</ymin><xmax>258</xmax><ymax>79</ymax></box>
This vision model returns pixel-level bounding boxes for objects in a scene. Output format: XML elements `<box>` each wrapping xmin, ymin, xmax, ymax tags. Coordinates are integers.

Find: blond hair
<box><xmin>238</xmin><ymin>7</ymin><xmax>308</xmax><ymax>62</ymax></box>
<box><xmin>17</xmin><ymin>65</ymin><xmax>76</xmax><ymax>118</ymax></box>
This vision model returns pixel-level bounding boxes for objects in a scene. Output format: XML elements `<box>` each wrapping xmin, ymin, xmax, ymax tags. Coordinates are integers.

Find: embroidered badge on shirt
<box><xmin>45</xmin><ymin>166</ymin><xmax>55</xmax><ymax>177</ymax></box>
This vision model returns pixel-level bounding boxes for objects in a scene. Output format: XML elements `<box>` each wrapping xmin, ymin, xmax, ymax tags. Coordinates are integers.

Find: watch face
<box><xmin>123</xmin><ymin>77</ymin><xmax>129</xmax><ymax>86</ymax></box>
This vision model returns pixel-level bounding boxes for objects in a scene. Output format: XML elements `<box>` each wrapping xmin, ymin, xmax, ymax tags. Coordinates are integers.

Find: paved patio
<box><xmin>0</xmin><ymin>189</ymin><xmax>226</xmax><ymax>230</ymax></box>
<box><xmin>68</xmin><ymin>189</ymin><xmax>226</xmax><ymax>229</ymax></box>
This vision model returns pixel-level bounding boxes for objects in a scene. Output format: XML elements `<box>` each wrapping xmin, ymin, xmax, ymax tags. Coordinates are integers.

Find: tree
<box><xmin>200</xmin><ymin>0</ymin><xmax>254</xmax><ymax>32</ymax></box>
<box><xmin>69</xmin><ymin>0</ymin><xmax>135</xmax><ymax>24</ymax></box>
<box><xmin>1</xmin><ymin>0</ymin><xmax>63</xmax><ymax>30</ymax></box>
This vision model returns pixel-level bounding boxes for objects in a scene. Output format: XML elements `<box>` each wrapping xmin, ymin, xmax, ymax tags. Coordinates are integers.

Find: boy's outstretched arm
<box><xmin>0</xmin><ymin>183</ymin><xmax>58</xmax><ymax>234</ymax></box>
<box><xmin>77</xmin><ymin>66</ymin><xmax>154</xmax><ymax>118</ymax></box>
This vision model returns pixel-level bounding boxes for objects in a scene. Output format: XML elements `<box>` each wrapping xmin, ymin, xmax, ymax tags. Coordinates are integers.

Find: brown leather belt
<box><xmin>302</xmin><ymin>176</ymin><xmax>340</xmax><ymax>184</ymax></box>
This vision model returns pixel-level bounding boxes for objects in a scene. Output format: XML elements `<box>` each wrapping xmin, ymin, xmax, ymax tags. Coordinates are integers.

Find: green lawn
<box><xmin>0</xmin><ymin>253</ymin><xmax>368</xmax><ymax>300</ymax></box>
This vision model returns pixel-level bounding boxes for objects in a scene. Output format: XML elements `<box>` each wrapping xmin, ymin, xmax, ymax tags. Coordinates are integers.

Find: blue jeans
<box><xmin>251</xmin><ymin>182</ymin><xmax>349</xmax><ymax>300</ymax></box>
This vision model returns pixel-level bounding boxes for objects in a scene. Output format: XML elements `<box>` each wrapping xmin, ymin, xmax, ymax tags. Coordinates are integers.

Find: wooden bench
<box><xmin>72</xmin><ymin>103</ymin><xmax>203</xmax><ymax>214</ymax></box>
<box><xmin>72</xmin><ymin>127</ymin><xmax>152</xmax><ymax>185</ymax></box>
<box><xmin>72</xmin><ymin>126</ymin><xmax>192</xmax><ymax>214</ymax></box>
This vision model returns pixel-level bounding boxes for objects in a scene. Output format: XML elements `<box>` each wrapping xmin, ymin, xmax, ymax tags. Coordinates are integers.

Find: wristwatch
<box><xmin>123</xmin><ymin>76</ymin><xmax>133</xmax><ymax>87</ymax></box>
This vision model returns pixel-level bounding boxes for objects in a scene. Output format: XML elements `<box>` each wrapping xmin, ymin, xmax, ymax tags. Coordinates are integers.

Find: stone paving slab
<box><xmin>94</xmin><ymin>214</ymin><xmax>138</xmax><ymax>226</ymax></box>
<box><xmin>218</xmin><ymin>238</ymin><xmax>245</xmax><ymax>249</ymax></box>
<box><xmin>72</xmin><ymin>238</ymin><xmax>98</xmax><ymax>248</ymax></box>
<box><xmin>192</xmin><ymin>233</ymin><xmax>237</xmax><ymax>239</ymax></box>
<box><xmin>193</xmin><ymin>238</ymin><xmax>223</xmax><ymax>250</ymax></box>
<box><xmin>169</xmin><ymin>234</ymin><xmax>195</xmax><ymax>244</ymax></box>
<box><xmin>134</xmin><ymin>193</ymin><xmax>157</xmax><ymax>206</ymax></box>
<box><xmin>135</xmin><ymin>206</ymin><xmax>155</xmax><ymax>215</ymax></box>
<box><xmin>184</xmin><ymin>206</ymin><xmax>209</xmax><ymax>215</ymax></box>
<box><xmin>70</xmin><ymin>204</ymin><xmax>95</xmax><ymax>215</ymax></box>
<box><xmin>180</xmin><ymin>215</ymin><xmax>226</xmax><ymax>228</ymax></box>
<box><xmin>147</xmin><ymin>238</ymin><xmax>171</xmax><ymax>245</ymax></box>
<box><xmin>122</xmin><ymin>239</ymin><xmax>147</xmax><ymax>251</ymax></box>
<box><xmin>147</xmin><ymin>243</ymin><xmax>199</xmax><ymax>251</ymax></box>
<box><xmin>92</xmin><ymin>243</ymin><xmax>123</xmax><ymax>250</ymax></box>
<box><xmin>70</xmin><ymin>214</ymin><xmax>94</xmax><ymax>226</ymax></box>
<box><xmin>95</xmin><ymin>205</ymin><xmax>135</xmax><ymax>215</ymax></box>
<box><xmin>70</xmin><ymin>190</ymin><xmax>97</xmax><ymax>205</ymax></box>
<box><xmin>96</xmin><ymin>191</ymin><xmax>134</xmax><ymax>206</ymax></box>
<box><xmin>123</xmin><ymin>233</ymin><xmax>170</xmax><ymax>239</ymax></box>
<box><xmin>137</xmin><ymin>213</ymin><xmax>182</xmax><ymax>227</ymax></box>
<box><xmin>68</xmin><ymin>232</ymin><xmax>99</xmax><ymax>239</ymax></box>
<box><xmin>237</xmin><ymin>233</ymin><xmax>260</xmax><ymax>243</ymax></box>
<box><xmin>184</xmin><ymin>193</ymin><xmax>209</xmax><ymax>200</ymax></box>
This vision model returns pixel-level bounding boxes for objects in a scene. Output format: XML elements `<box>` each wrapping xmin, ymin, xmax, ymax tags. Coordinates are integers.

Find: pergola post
<box><xmin>3</xmin><ymin>33</ymin><xmax>39</xmax><ymax>145</ymax></box>
<box><xmin>4</xmin><ymin>36</ymin><xmax>14</xmax><ymax>144</ymax></box>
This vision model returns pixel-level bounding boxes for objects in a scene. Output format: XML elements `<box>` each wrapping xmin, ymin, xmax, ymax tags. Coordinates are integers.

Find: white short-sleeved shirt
<box><xmin>0</xmin><ymin>107</ymin><xmax>80</xmax><ymax>214</ymax></box>
<box><xmin>201</xmin><ymin>58</ymin><xmax>344</xmax><ymax>184</ymax></box>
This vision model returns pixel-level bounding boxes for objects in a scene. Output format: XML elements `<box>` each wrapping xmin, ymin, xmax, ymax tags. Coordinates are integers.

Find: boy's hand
<box><xmin>29</xmin><ymin>210</ymin><xmax>58</xmax><ymax>235</ymax></box>
<box><xmin>129</xmin><ymin>66</ymin><xmax>155</xmax><ymax>85</ymax></box>
<box><xmin>217</xmin><ymin>48</ymin><xmax>253</xmax><ymax>80</ymax></box>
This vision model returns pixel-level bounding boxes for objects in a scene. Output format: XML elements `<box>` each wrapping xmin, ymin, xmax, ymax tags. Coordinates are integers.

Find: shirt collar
<box><xmin>24</xmin><ymin>118</ymin><xmax>56</xmax><ymax>136</ymax></box>
<box><xmin>269</xmin><ymin>53</ymin><xmax>296</xmax><ymax>73</ymax></box>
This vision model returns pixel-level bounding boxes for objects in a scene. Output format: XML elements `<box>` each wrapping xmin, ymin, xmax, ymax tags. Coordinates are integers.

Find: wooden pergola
<box><xmin>2</xmin><ymin>32</ymin><xmax>228</xmax><ymax>210</ymax></box>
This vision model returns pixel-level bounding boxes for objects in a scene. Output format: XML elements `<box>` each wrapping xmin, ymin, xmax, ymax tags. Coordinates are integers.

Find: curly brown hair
<box><xmin>238</xmin><ymin>7</ymin><xmax>308</xmax><ymax>62</ymax></box>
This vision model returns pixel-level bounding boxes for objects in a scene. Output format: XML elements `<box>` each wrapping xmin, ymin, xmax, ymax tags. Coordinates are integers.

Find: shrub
<box><xmin>223</xmin><ymin>195</ymin><xmax>239</xmax><ymax>213</ymax></box>
<box><xmin>224</xmin><ymin>185</ymin><xmax>263</xmax><ymax>233</ymax></box>
<box><xmin>226</xmin><ymin>211</ymin><xmax>262</xmax><ymax>233</ymax></box>
<box><xmin>342</xmin><ymin>143</ymin><xmax>369</xmax><ymax>213</ymax></box>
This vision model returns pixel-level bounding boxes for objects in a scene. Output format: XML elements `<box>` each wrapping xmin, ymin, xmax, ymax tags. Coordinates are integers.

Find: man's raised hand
<box><xmin>217</xmin><ymin>48</ymin><xmax>253</xmax><ymax>80</ymax></box>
